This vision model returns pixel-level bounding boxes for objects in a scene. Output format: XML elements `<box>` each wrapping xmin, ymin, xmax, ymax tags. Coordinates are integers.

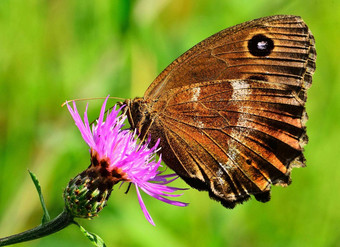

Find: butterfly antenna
<box><xmin>61</xmin><ymin>96</ymin><xmax>125</xmax><ymax>107</ymax></box>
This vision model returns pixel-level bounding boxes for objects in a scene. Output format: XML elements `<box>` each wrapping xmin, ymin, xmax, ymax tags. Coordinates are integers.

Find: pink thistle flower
<box><xmin>66</xmin><ymin>97</ymin><xmax>188</xmax><ymax>225</ymax></box>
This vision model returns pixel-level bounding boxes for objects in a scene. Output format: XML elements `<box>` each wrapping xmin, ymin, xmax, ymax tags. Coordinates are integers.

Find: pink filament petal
<box><xmin>135</xmin><ymin>185</ymin><xmax>155</xmax><ymax>226</ymax></box>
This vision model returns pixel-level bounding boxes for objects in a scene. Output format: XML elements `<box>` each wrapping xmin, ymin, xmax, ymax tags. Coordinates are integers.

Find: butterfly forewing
<box><xmin>126</xmin><ymin>15</ymin><xmax>316</xmax><ymax>207</ymax></box>
<box><xmin>144</xmin><ymin>15</ymin><xmax>315</xmax><ymax>100</ymax></box>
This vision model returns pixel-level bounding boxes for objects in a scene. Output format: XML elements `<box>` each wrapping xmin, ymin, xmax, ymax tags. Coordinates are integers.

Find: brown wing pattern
<box><xmin>144</xmin><ymin>15</ymin><xmax>315</xmax><ymax>101</ymax></box>
<box><xmin>149</xmin><ymin>79</ymin><xmax>308</xmax><ymax>207</ymax></box>
<box><xmin>127</xmin><ymin>15</ymin><xmax>316</xmax><ymax>207</ymax></box>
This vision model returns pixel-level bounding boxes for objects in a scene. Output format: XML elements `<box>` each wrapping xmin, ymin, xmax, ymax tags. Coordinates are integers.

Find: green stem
<box><xmin>0</xmin><ymin>210</ymin><xmax>74</xmax><ymax>246</ymax></box>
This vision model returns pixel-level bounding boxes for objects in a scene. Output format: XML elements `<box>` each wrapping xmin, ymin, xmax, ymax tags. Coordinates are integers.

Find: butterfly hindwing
<box><xmin>143</xmin><ymin>79</ymin><xmax>307</xmax><ymax>206</ymax></box>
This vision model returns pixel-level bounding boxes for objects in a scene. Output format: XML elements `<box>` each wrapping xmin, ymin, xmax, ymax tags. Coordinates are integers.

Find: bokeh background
<box><xmin>0</xmin><ymin>0</ymin><xmax>339</xmax><ymax>246</ymax></box>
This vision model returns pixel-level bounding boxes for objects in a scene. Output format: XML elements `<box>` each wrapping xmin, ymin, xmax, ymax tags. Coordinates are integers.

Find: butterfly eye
<box><xmin>248</xmin><ymin>34</ymin><xmax>274</xmax><ymax>56</ymax></box>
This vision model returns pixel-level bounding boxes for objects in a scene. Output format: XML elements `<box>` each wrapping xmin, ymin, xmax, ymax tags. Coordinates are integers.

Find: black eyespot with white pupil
<box><xmin>248</xmin><ymin>34</ymin><xmax>274</xmax><ymax>57</ymax></box>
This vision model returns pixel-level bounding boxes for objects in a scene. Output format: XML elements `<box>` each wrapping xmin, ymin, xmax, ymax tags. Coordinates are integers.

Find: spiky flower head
<box><xmin>64</xmin><ymin>97</ymin><xmax>187</xmax><ymax>225</ymax></box>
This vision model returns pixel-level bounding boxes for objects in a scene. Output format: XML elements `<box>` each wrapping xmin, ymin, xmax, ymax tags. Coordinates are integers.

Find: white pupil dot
<box><xmin>257</xmin><ymin>41</ymin><xmax>268</xmax><ymax>50</ymax></box>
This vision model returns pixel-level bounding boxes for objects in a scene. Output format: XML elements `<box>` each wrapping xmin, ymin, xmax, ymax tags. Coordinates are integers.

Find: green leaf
<box><xmin>74</xmin><ymin>221</ymin><xmax>106</xmax><ymax>247</ymax></box>
<box><xmin>28</xmin><ymin>170</ymin><xmax>51</xmax><ymax>224</ymax></box>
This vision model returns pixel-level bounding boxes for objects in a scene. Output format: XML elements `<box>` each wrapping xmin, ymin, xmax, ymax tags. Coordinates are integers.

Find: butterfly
<box><xmin>120</xmin><ymin>15</ymin><xmax>316</xmax><ymax>208</ymax></box>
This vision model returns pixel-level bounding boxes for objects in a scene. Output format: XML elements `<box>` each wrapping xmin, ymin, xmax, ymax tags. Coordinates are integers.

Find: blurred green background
<box><xmin>0</xmin><ymin>0</ymin><xmax>339</xmax><ymax>246</ymax></box>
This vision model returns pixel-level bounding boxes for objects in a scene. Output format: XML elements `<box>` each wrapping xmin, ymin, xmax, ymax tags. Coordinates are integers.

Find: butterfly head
<box><xmin>119</xmin><ymin>98</ymin><xmax>152</xmax><ymax>139</ymax></box>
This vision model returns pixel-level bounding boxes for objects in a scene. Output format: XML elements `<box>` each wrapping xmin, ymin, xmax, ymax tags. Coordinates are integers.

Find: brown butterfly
<box><xmin>120</xmin><ymin>15</ymin><xmax>316</xmax><ymax>208</ymax></box>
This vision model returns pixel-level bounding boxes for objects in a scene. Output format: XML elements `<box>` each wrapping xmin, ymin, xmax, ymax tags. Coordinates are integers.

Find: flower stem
<box><xmin>0</xmin><ymin>210</ymin><xmax>74</xmax><ymax>246</ymax></box>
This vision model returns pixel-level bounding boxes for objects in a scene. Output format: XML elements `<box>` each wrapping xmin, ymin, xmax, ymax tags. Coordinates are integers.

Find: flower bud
<box><xmin>63</xmin><ymin>153</ymin><xmax>129</xmax><ymax>218</ymax></box>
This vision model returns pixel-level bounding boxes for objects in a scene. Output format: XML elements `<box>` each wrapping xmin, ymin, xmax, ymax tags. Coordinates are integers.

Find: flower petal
<box><xmin>135</xmin><ymin>185</ymin><xmax>155</xmax><ymax>226</ymax></box>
